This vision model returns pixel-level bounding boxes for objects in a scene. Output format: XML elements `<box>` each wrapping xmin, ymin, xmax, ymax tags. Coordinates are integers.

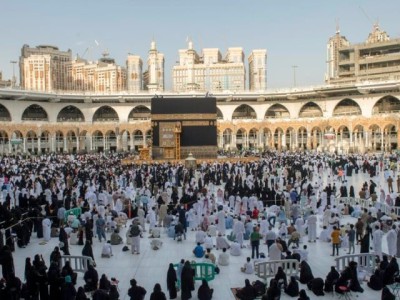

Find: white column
<box><xmin>37</xmin><ymin>137</ymin><xmax>41</xmax><ymax>153</ymax></box>
<box><xmin>103</xmin><ymin>136</ymin><xmax>106</xmax><ymax>151</ymax></box>
<box><xmin>130</xmin><ymin>133</ymin><xmax>134</xmax><ymax>151</ymax></box>
<box><xmin>90</xmin><ymin>135</ymin><xmax>94</xmax><ymax>151</ymax></box>
<box><xmin>63</xmin><ymin>137</ymin><xmax>67</xmax><ymax>153</ymax></box>
<box><xmin>23</xmin><ymin>137</ymin><xmax>27</xmax><ymax>153</ymax></box>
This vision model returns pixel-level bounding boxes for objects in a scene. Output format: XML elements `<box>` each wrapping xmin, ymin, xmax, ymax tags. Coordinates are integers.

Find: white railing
<box><xmin>254</xmin><ymin>259</ymin><xmax>300</xmax><ymax>281</ymax></box>
<box><xmin>60</xmin><ymin>255</ymin><xmax>93</xmax><ymax>273</ymax></box>
<box><xmin>335</xmin><ymin>253</ymin><xmax>377</xmax><ymax>274</ymax></box>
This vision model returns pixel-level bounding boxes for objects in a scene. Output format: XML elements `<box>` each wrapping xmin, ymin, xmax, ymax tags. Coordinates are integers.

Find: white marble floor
<box><xmin>6</xmin><ymin>165</ymin><xmax>397</xmax><ymax>300</ymax></box>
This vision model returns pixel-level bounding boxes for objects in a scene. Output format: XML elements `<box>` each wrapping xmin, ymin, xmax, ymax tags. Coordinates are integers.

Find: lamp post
<box><xmin>10</xmin><ymin>60</ymin><xmax>17</xmax><ymax>88</ymax></box>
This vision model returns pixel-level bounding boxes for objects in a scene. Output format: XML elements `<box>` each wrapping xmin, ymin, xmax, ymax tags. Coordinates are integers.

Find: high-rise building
<box><xmin>325</xmin><ymin>27</ymin><xmax>350</xmax><ymax>83</ymax></box>
<box><xmin>20</xmin><ymin>44</ymin><xmax>72</xmax><ymax>92</ymax></box>
<box><xmin>126</xmin><ymin>55</ymin><xmax>143</xmax><ymax>93</ymax></box>
<box><xmin>248</xmin><ymin>49</ymin><xmax>267</xmax><ymax>91</ymax></box>
<box><xmin>146</xmin><ymin>41</ymin><xmax>164</xmax><ymax>92</ymax></box>
<box><xmin>327</xmin><ymin>24</ymin><xmax>400</xmax><ymax>84</ymax></box>
<box><xmin>172</xmin><ymin>41</ymin><xmax>246</xmax><ymax>92</ymax></box>
<box><xmin>67</xmin><ymin>55</ymin><xmax>127</xmax><ymax>93</ymax></box>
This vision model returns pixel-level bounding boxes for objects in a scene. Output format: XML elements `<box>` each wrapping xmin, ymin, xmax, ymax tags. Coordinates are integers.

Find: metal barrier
<box><xmin>64</xmin><ymin>207</ymin><xmax>82</xmax><ymax>220</ymax></box>
<box><xmin>60</xmin><ymin>255</ymin><xmax>93</xmax><ymax>273</ymax></box>
<box><xmin>254</xmin><ymin>259</ymin><xmax>300</xmax><ymax>282</ymax></box>
<box><xmin>174</xmin><ymin>262</ymin><xmax>216</xmax><ymax>284</ymax></box>
<box><xmin>335</xmin><ymin>253</ymin><xmax>377</xmax><ymax>274</ymax></box>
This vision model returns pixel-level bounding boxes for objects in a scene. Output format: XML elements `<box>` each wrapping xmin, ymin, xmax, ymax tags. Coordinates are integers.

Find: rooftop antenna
<box><xmin>335</xmin><ymin>18</ymin><xmax>340</xmax><ymax>34</ymax></box>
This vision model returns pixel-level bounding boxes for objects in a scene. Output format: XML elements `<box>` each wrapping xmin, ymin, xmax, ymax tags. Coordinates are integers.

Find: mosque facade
<box><xmin>1</xmin><ymin>25</ymin><xmax>399</xmax><ymax>156</ymax></box>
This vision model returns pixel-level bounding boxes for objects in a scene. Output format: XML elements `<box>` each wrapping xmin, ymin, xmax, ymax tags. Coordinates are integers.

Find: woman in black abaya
<box><xmin>167</xmin><ymin>263</ymin><xmax>177</xmax><ymax>299</ymax></box>
<box><xmin>180</xmin><ymin>261</ymin><xmax>194</xmax><ymax>300</ymax></box>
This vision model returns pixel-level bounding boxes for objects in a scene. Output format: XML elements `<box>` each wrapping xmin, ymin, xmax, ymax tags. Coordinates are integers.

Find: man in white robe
<box><xmin>216</xmin><ymin>233</ymin><xmax>230</xmax><ymax>250</ymax></box>
<box><xmin>42</xmin><ymin>218</ymin><xmax>51</xmax><ymax>241</ymax></box>
<box><xmin>232</xmin><ymin>218</ymin><xmax>245</xmax><ymax>247</ymax></box>
<box><xmin>216</xmin><ymin>210</ymin><xmax>226</xmax><ymax>235</ymax></box>
<box><xmin>269</xmin><ymin>240</ymin><xmax>283</xmax><ymax>261</ymax></box>
<box><xmin>230</xmin><ymin>241</ymin><xmax>242</xmax><ymax>256</ymax></box>
<box><xmin>307</xmin><ymin>212</ymin><xmax>317</xmax><ymax>242</ymax></box>
<box><xmin>195</xmin><ymin>230</ymin><xmax>207</xmax><ymax>244</ymax></box>
<box><xmin>146</xmin><ymin>207</ymin><xmax>157</xmax><ymax>233</ymax></box>
<box><xmin>386</xmin><ymin>225</ymin><xmax>398</xmax><ymax>257</ymax></box>
<box><xmin>373</xmin><ymin>225</ymin><xmax>384</xmax><ymax>259</ymax></box>
<box><xmin>295</xmin><ymin>216</ymin><xmax>305</xmax><ymax>238</ymax></box>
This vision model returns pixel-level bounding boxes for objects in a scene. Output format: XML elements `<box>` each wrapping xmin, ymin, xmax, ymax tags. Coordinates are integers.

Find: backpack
<box><xmin>130</xmin><ymin>225</ymin><xmax>140</xmax><ymax>237</ymax></box>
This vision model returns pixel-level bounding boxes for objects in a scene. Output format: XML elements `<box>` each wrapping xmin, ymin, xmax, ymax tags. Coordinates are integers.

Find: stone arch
<box><xmin>54</xmin><ymin>130</ymin><xmax>64</xmax><ymax>152</ymax></box>
<box><xmin>26</xmin><ymin>130</ymin><xmax>38</xmax><ymax>154</ymax></box>
<box><xmin>119</xmin><ymin>129</ymin><xmax>132</xmax><ymax>151</ymax></box>
<box><xmin>262</xmin><ymin>128</ymin><xmax>273</xmax><ymax>149</ymax></box>
<box><xmin>77</xmin><ymin>130</ymin><xmax>90</xmax><ymax>153</ymax></box>
<box><xmin>0</xmin><ymin>130</ymin><xmax>8</xmax><ymax>141</ymax></box>
<box><xmin>216</xmin><ymin>107</ymin><xmax>224</xmax><ymax>120</ymax></box>
<box><xmin>236</xmin><ymin>128</ymin><xmax>247</xmax><ymax>150</ymax></box>
<box><xmin>232</xmin><ymin>104</ymin><xmax>256</xmax><ymax>120</ymax></box>
<box><xmin>299</xmin><ymin>102</ymin><xmax>323</xmax><ymax>118</ymax></box>
<box><xmin>145</xmin><ymin>129</ymin><xmax>152</xmax><ymax>146</ymax></box>
<box><xmin>0</xmin><ymin>104</ymin><xmax>12</xmax><ymax>121</ymax></box>
<box><xmin>372</xmin><ymin>95</ymin><xmax>400</xmax><ymax>115</ymax></box>
<box><xmin>384</xmin><ymin>123</ymin><xmax>397</xmax><ymax>151</ymax></box>
<box><xmin>105</xmin><ymin>130</ymin><xmax>117</xmax><ymax>152</ymax></box>
<box><xmin>265</xmin><ymin>104</ymin><xmax>290</xmax><ymax>119</ymax></box>
<box><xmin>337</xmin><ymin>125</ymin><xmax>350</xmax><ymax>138</ymax></box>
<box><xmin>273</xmin><ymin>127</ymin><xmax>284</xmax><ymax>150</ymax></box>
<box><xmin>128</xmin><ymin>105</ymin><xmax>151</xmax><ymax>121</ymax></box>
<box><xmin>93</xmin><ymin>106</ymin><xmax>119</xmax><ymax>122</ymax></box>
<box><xmin>0</xmin><ymin>130</ymin><xmax>9</xmax><ymax>154</ymax></box>
<box><xmin>352</xmin><ymin>125</ymin><xmax>365</xmax><ymax>152</ymax></box>
<box><xmin>22</xmin><ymin>104</ymin><xmax>48</xmax><ymax>121</ymax></box>
<box><xmin>92</xmin><ymin>130</ymin><xmax>104</xmax><ymax>152</ymax></box>
<box><xmin>133</xmin><ymin>129</ymin><xmax>144</xmax><ymax>150</ymax></box>
<box><xmin>310</xmin><ymin>126</ymin><xmax>323</xmax><ymax>150</ymax></box>
<box><xmin>297</xmin><ymin>126</ymin><xmax>308</xmax><ymax>149</ymax></box>
<box><xmin>65</xmin><ymin>130</ymin><xmax>77</xmax><ymax>153</ymax></box>
<box><xmin>369</xmin><ymin>124</ymin><xmax>382</xmax><ymax>151</ymax></box>
<box><xmin>223</xmin><ymin>128</ymin><xmax>233</xmax><ymax>149</ymax></box>
<box><xmin>285</xmin><ymin>127</ymin><xmax>296</xmax><ymax>150</ymax></box>
<box><xmin>11</xmin><ymin>130</ymin><xmax>23</xmax><ymax>139</ymax></box>
<box><xmin>57</xmin><ymin>105</ymin><xmax>85</xmax><ymax>122</ymax></box>
<box><xmin>248</xmin><ymin>128</ymin><xmax>258</xmax><ymax>149</ymax></box>
<box><xmin>40</xmin><ymin>130</ymin><xmax>51</xmax><ymax>153</ymax></box>
<box><xmin>9</xmin><ymin>131</ymin><xmax>23</xmax><ymax>153</ymax></box>
<box><xmin>333</xmin><ymin>99</ymin><xmax>361</xmax><ymax>116</ymax></box>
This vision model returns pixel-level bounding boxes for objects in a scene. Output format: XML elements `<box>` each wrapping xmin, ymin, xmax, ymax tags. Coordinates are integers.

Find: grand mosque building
<box><xmin>0</xmin><ymin>24</ymin><xmax>399</xmax><ymax>155</ymax></box>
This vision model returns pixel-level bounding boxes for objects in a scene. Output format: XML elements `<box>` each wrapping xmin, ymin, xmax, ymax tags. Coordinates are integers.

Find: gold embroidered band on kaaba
<box><xmin>151</xmin><ymin>113</ymin><xmax>216</xmax><ymax>120</ymax></box>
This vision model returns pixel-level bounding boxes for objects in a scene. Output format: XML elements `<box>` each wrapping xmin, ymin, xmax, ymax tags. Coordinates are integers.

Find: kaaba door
<box><xmin>163</xmin><ymin>147</ymin><xmax>175</xmax><ymax>159</ymax></box>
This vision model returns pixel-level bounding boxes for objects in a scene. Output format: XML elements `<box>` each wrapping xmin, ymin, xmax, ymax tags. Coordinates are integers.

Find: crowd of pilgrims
<box><xmin>0</xmin><ymin>151</ymin><xmax>399</xmax><ymax>299</ymax></box>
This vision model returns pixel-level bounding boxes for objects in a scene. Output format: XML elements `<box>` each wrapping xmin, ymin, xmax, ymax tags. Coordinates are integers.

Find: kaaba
<box><xmin>151</xmin><ymin>97</ymin><xmax>217</xmax><ymax>159</ymax></box>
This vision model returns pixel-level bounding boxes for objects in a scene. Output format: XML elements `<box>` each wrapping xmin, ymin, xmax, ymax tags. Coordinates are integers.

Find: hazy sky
<box><xmin>1</xmin><ymin>0</ymin><xmax>399</xmax><ymax>90</ymax></box>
